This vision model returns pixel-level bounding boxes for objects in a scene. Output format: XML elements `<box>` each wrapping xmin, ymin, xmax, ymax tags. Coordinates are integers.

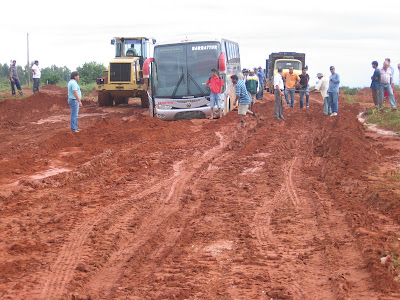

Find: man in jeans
<box><xmin>256</xmin><ymin>66</ymin><xmax>265</xmax><ymax>100</ymax></box>
<box><xmin>298</xmin><ymin>67</ymin><xmax>310</xmax><ymax>109</ymax></box>
<box><xmin>283</xmin><ymin>66</ymin><xmax>299</xmax><ymax>107</ymax></box>
<box><xmin>9</xmin><ymin>60</ymin><xmax>23</xmax><ymax>96</ymax></box>
<box><xmin>328</xmin><ymin>66</ymin><xmax>340</xmax><ymax>116</ymax></box>
<box><xmin>206</xmin><ymin>68</ymin><xmax>224</xmax><ymax>119</ymax></box>
<box><xmin>313</xmin><ymin>73</ymin><xmax>330</xmax><ymax>115</ymax></box>
<box><xmin>379</xmin><ymin>61</ymin><xmax>397</xmax><ymax>109</ymax></box>
<box><xmin>370</xmin><ymin>61</ymin><xmax>381</xmax><ymax>108</ymax></box>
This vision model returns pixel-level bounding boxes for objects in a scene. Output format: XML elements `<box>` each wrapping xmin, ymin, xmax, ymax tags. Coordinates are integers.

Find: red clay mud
<box><xmin>0</xmin><ymin>86</ymin><xmax>400</xmax><ymax>299</ymax></box>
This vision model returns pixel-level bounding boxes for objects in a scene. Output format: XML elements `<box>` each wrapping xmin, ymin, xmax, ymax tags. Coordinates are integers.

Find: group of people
<box><xmin>273</xmin><ymin>66</ymin><xmax>340</xmax><ymax>120</ymax></box>
<box><xmin>370</xmin><ymin>58</ymin><xmax>398</xmax><ymax>110</ymax></box>
<box><xmin>8</xmin><ymin>60</ymin><xmax>41</xmax><ymax>96</ymax></box>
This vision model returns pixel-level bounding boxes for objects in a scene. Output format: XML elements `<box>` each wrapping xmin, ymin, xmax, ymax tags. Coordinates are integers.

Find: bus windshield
<box><xmin>276</xmin><ymin>60</ymin><xmax>301</xmax><ymax>70</ymax></box>
<box><xmin>154</xmin><ymin>42</ymin><xmax>221</xmax><ymax>98</ymax></box>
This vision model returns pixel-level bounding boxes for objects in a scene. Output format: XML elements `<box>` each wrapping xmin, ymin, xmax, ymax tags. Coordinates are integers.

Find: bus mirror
<box><xmin>152</xmin><ymin>39</ymin><xmax>156</xmax><ymax>45</ymax></box>
<box><xmin>111</xmin><ymin>39</ymin><xmax>115</xmax><ymax>45</ymax></box>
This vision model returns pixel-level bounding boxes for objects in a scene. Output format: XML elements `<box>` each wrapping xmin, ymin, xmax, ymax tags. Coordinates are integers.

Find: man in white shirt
<box><xmin>313</xmin><ymin>73</ymin><xmax>331</xmax><ymax>115</ymax></box>
<box><xmin>31</xmin><ymin>60</ymin><xmax>41</xmax><ymax>93</ymax></box>
<box><xmin>273</xmin><ymin>68</ymin><xmax>285</xmax><ymax>120</ymax></box>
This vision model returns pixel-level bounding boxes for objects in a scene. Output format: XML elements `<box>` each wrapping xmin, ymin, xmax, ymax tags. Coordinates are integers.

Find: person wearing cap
<box><xmin>328</xmin><ymin>66</ymin><xmax>340</xmax><ymax>116</ymax></box>
<box><xmin>313</xmin><ymin>73</ymin><xmax>331</xmax><ymax>115</ymax></box>
<box><xmin>273</xmin><ymin>68</ymin><xmax>285</xmax><ymax>120</ymax></box>
<box><xmin>283</xmin><ymin>66</ymin><xmax>300</xmax><ymax>108</ymax></box>
<box><xmin>9</xmin><ymin>60</ymin><xmax>23</xmax><ymax>96</ymax></box>
<box><xmin>31</xmin><ymin>60</ymin><xmax>41</xmax><ymax>93</ymax></box>
<box><xmin>245</xmin><ymin>68</ymin><xmax>259</xmax><ymax>112</ymax></box>
<box><xmin>242</xmin><ymin>68</ymin><xmax>248</xmax><ymax>81</ymax></box>
<box><xmin>370</xmin><ymin>61</ymin><xmax>381</xmax><ymax>108</ymax></box>
<box><xmin>256</xmin><ymin>66</ymin><xmax>265</xmax><ymax>100</ymax></box>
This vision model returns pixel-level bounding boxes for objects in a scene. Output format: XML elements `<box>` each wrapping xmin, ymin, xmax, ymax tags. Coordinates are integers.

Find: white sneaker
<box><xmin>330</xmin><ymin>112</ymin><xmax>337</xmax><ymax>116</ymax></box>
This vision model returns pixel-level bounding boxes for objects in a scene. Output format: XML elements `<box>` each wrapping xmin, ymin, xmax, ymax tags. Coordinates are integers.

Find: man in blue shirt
<box><xmin>256</xmin><ymin>66</ymin><xmax>265</xmax><ymax>100</ymax></box>
<box><xmin>231</xmin><ymin>74</ymin><xmax>256</xmax><ymax>127</ymax></box>
<box><xmin>67</xmin><ymin>71</ymin><xmax>82</xmax><ymax>132</ymax></box>
<box><xmin>370</xmin><ymin>61</ymin><xmax>381</xmax><ymax>108</ymax></box>
<box><xmin>328</xmin><ymin>66</ymin><xmax>340</xmax><ymax>116</ymax></box>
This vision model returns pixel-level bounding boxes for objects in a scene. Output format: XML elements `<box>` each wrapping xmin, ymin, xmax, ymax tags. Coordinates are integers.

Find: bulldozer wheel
<box><xmin>98</xmin><ymin>91</ymin><xmax>113</xmax><ymax>106</ymax></box>
<box><xmin>140</xmin><ymin>94</ymin><xmax>149</xmax><ymax>108</ymax></box>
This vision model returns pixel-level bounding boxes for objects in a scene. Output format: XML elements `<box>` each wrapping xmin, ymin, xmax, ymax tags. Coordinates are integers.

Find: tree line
<box><xmin>0</xmin><ymin>62</ymin><xmax>106</xmax><ymax>86</ymax></box>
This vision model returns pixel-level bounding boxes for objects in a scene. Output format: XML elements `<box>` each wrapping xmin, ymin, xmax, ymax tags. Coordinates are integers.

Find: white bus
<box><xmin>143</xmin><ymin>36</ymin><xmax>241</xmax><ymax>120</ymax></box>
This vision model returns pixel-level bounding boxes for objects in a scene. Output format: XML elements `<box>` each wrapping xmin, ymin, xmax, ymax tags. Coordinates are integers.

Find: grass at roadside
<box><xmin>363</xmin><ymin>108</ymin><xmax>400</xmax><ymax>133</ymax></box>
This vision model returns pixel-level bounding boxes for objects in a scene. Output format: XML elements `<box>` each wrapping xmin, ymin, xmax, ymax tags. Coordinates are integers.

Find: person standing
<box><xmin>283</xmin><ymin>66</ymin><xmax>300</xmax><ymax>107</ymax></box>
<box><xmin>328</xmin><ymin>66</ymin><xmax>340</xmax><ymax>116</ymax></box>
<box><xmin>313</xmin><ymin>73</ymin><xmax>331</xmax><ymax>115</ymax></box>
<box><xmin>379</xmin><ymin>61</ymin><xmax>397</xmax><ymax>109</ymax></box>
<box><xmin>383</xmin><ymin>58</ymin><xmax>395</xmax><ymax>100</ymax></box>
<box><xmin>31</xmin><ymin>60</ymin><xmax>41</xmax><ymax>93</ymax></box>
<box><xmin>245</xmin><ymin>68</ymin><xmax>259</xmax><ymax>112</ymax></box>
<box><xmin>231</xmin><ymin>74</ymin><xmax>256</xmax><ymax>127</ymax></box>
<box><xmin>206</xmin><ymin>68</ymin><xmax>224</xmax><ymax>119</ymax></box>
<box><xmin>370</xmin><ymin>61</ymin><xmax>381</xmax><ymax>108</ymax></box>
<box><xmin>398</xmin><ymin>63</ymin><xmax>400</xmax><ymax>85</ymax></box>
<box><xmin>273</xmin><ymin>68</ymin><xmax>285</xmax><ymax>120</ymax></box>
<box><xmin>67</xmin><ymin>71</ymin><xmax>82</xmax><ymax>132</ymax></box>
<box><xmin>298</xmin><ymin>67</ymin><xmax>310</xmax><ymax>109</ymax></box>
<box><xmin>256</xmin><ymin>66</ymin><xmax>265</xmax><ymax>100</ymax></box>
<box><xmin>9</xmin><ymin>60</ymin><xmax>23</xmax><ymax>96</ymax></box>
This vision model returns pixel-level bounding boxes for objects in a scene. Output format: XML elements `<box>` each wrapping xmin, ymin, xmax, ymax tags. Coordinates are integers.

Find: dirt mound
<box><xmin>41</xmin><ymin>85</ymin><xmax>68</xmax><ymax>93</ymax></box>
<box><xmin>0</xmin><ymin>92</ymin><xmax>69</xmax><ymax>126</ymax></box>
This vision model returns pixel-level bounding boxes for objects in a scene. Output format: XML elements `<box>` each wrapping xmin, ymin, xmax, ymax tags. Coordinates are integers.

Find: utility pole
<box><xmin>27</xmin><ymin>33</ymin><xmax>30</xmax><ymax>85</ymax></box>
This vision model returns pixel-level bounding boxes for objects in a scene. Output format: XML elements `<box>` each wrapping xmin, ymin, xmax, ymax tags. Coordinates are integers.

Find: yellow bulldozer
<box><xmin>96</xmin><ymin>37</ymin><xmax>156</xmax><ymax>107</ymax></box>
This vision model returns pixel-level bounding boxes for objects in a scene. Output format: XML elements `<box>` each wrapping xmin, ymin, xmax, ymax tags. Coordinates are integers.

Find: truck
<box><xmin>96</xmin><ymin>37</ymin><xmax>156</xmax><ymax>107</ymax></box>
<box><xmin>265</xmin><ymin>52</ymin><xmax>306</xmax><ymax>94</ymax></box>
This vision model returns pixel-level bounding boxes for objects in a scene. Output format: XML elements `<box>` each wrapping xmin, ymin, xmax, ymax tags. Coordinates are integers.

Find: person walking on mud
<box><xmin>328</xmin><ymin>66</ymin><xmax>340</xmax><ymax>116</ymax></box>
<box><xmin>273</xmin><ymin>68</ymin><xmax>285</xmax><ymax>120</ymax></box>
<box><xmin>31</xmin><ymin>60</ymin><xmax>41</xmax><ymax>94</ymax></box>
<box><xmin>9</xmin><ymin>60</ymin><xmax>23</xmax><ymax>96</ymax></box>
<box><xmin>67</xmin><ymin>71</ymin><xmax>82</xmax><ymax>132</ymax></box>
<box><xmin>370</xmin><ymin>61</ymin><xmax>381</xmax><ymax>108</ymax></box>
<box><xmin>206</xmin><ymin>68</ymin><xmax>224</xmax><ymax>119</ymax></box>
<box><xmin>256</xmin><ymin>66</ymin><xmax>265</xmax><ymax>100</ymax></box>
<box><xmin>231</xmin><ymin>74</ymin><xmax>257</xmax><ymax>127</ymax></box>
<box><xmin>245</xmin><ymin>68</ymin><xmax>259</xmax><ymax>112</ymax></box>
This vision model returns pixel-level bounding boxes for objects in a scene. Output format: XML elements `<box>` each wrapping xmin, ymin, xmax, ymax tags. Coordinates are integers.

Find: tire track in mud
<box><xmin>38</xmin><ymin>129</ymin><xmax>232</xmax><ymax>299</ymax></box>
<box><xmin>251</xmin><ymin>137</ymin><xmax>384</xmax><ymax>299</ymax></box>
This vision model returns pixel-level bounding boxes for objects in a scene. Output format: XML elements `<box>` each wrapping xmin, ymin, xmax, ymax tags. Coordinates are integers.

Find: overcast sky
<box><xmin>2</xmin><ymin>0</ymin><xmax>400</xmax><ymax>87</ymax></box>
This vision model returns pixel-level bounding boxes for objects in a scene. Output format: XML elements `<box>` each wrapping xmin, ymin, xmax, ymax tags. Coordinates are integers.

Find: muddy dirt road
<box><xmin>1</xmin><ymin>86</ymin><xmax>400</xmax><ymax>299</ymax></box>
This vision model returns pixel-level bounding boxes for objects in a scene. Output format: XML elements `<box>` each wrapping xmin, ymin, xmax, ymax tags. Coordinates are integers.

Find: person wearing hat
<box><xmin>313</xmin><ymin>73</ymin><xmax>331</xmax><ymax>115</ymax></box>
<box><xmin>9</xmin><ymin>60</ymin><xmax>23</xmax><ymax>96</ymax></box>
<box><xmin>328</xmin><ymin>66</ymin><xmax>340</xmax><ymax>116</ymax></box>
<box><xmin>256</xmin><ymin>66</ymin><xmax>265</xmax><ymax>100</ymax></box>
<box><xmin>31</xmin><ymin>60</ymin><xmax>41</xmax><ymax>93</ymax></box>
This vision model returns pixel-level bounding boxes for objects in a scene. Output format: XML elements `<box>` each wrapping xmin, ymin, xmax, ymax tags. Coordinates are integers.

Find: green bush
<box><xmin>341</xmin><ymin>86</ymin><xmax>359</xmax><ymax>95</ymax></box>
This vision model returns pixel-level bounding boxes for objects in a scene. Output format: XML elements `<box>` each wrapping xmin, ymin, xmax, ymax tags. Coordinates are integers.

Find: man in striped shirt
<box><xmin>231</xmin><ymin>74</ymin><xmax>257</xmax><ymax>127</ymax></box>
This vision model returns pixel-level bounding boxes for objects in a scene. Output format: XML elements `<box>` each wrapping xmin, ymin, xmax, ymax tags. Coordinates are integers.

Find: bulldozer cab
<box><xmin>112</xmin><ymin>37</ymin><xmax>154</xmax><ymax>62</ymax></box>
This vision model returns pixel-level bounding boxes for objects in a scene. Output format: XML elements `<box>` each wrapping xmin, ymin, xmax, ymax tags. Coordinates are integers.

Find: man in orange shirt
<box><xmin>283</xmin><ymin>66</ymin><xmax>300</xmax><ymax>108</ymax></box>
<box><xmin>206</xmin><ymin>68</ymin><xmax>224</xmax><ymax>119</ymax></box>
